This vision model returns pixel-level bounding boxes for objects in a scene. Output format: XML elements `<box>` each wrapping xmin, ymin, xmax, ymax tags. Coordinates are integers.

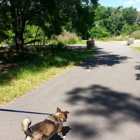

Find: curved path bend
<box><xmin>0</xmin><ymin>41</ymin><xmax>140</xmax><ymax>140</ymax></box>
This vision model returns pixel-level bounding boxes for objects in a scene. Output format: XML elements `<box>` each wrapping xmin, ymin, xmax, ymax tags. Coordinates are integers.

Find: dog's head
<box><xmin>56</xmin><ymin>107</ymin><xmax>69</xmax><ymax>123</ymax></box>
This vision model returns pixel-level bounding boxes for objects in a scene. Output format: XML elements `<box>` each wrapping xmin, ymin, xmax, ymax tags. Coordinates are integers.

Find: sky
<box><xmin>98</xmin><ymin>0</ymin><xmax>140</xmax><ymax>11</ymax></box>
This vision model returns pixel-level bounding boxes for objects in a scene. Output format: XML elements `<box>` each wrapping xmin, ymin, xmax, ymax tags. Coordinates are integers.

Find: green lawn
<box><xmin>76</xmin><ymin>40</ymin><xmax>87</xmax><ymax>44</ymax></box>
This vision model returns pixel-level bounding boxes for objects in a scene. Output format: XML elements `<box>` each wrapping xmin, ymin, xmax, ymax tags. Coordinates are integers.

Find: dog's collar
<box><xmin>53</xmin><ymin>117</ymin><xmax>59</xmax><ymax>126</ymax></box>
<box><xmin>46</xmin><ymin>115</ymin><xmax>59</xmax><ymax>126</ymax></box>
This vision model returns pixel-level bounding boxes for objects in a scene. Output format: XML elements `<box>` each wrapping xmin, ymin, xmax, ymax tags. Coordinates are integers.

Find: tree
<box><xmin>122</xmin><ymin>7</ymin><xmax>138</xmax><ymax>25</ymax></box>
<box><xmin>94</xmin><ymin>5</ymin><xmax>139</xmax><ymax>36</ymax></box>
<box><xmin>94</xmin><ymin>5</ymin><xmax>124</xmax><ymax>36</ymax></box>
<box><xmin>137</xmin><ymin>11</ymin><xmax>140</xmax><ymax>26</ymax></box>
<box><xmin>88</xmin><ymin>26</ymin><xmax>110</xmax><ymax>39</ymax></box>
<box><xmin>102</xmin><ymin>6</ymin><xmax>124</xmax><ymax>35</ymax></box>
<box><xmin>63</xmin><ymin>0</ymin><xmax>98</xmax><ymax>39</ymax></box>
<box><xmin>0</xmin><ymin>2</ymin><xmax>10</xmax><ymax>42</ymax></box>
<box><xmin>121</xmin><ymin>22</ymin><xmax>132</xmax><ymax>35</ymax></box>
<box><xmin>0</xmin><ymin>0</ymin><xmax>55</xmax><ymax>50</ymax></box>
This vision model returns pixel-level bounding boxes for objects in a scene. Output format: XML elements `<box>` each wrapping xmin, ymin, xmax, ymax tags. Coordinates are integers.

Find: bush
<box><xmin>67</xmin><ymin>38</ymin><xmax>77</xmax><ymax>44</ymax></box>
<box><xmin>130</xmin><ymin>30</ymin><xmax>140</xmax><ymax>39</ymax></box>
<box><xmin>57</xmin><ymin>30</ymin><xmax>79</xmax><ymax>44</ymax></box>
<box><xmin>131</xmin><ymin>24</ymin><xmax>140</xmax><ymax>32</ymax></box>
<box><xmin>121</xmin><ymin>23</ymin><xmax>132</xmax><ymax>35</ymax></box>
<box><xmin>49</xmin><ymin>42</ymin><xmax>67</xmax><ymax>54</ymax></box>
<box><xmin>131</xmin><ymin>35</ymin><xmax>140</xmax><ymax>39</ymax></box>
<box><xmin>78</xmin><ymin>36</ymin><xmax>82</xmax><ymax>42</ymax></box>
<box><xmin>51</xmin><ymin>40</ymin><xmax>58</xmax><ymax>45</ymax></box>
<box><xmin>88</xmin><ymin>27</ymin><xmax>110</xmax><ymax>39</ymax></box>
<box><xmin>99</xmin><ymin>38</ymin><xmax>109</xmax><ymax>41</ymax></box>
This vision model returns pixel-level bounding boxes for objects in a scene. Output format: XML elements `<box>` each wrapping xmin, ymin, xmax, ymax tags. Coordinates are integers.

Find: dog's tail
<box><xmin>21</xmin><ymin>117</ymin><xmax>33</xmax><ymax>137</ymax></box>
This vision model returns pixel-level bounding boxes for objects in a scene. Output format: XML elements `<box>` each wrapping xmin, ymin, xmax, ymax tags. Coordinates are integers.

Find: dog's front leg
<box><xmin>25</xmin><ymin>136</ymin><xmax>32</xmax><ymax>140</ymax></box>
<box><xmin>58</xmin><ymin>132</ymin><xmax>66</xmax><ymax>139</ymax></box>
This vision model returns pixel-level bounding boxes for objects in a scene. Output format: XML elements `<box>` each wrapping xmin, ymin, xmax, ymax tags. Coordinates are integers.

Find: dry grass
<box><xmin>131</xmin><ymin>30</ymin><xmax>140</xmax><ymax>36</ymax></box>
<box><xmin>130</xmin><ymin>30</ymin><xmax>140</xmax><ymax>39</ymax></box>
<box><xmin>108</xmin><ymin>35</ymin><xmax>129</xmax><ymax>41</ymax></box>
<box><xmin>57</xmin><ymin>30</ymin><xmax>79</xmax><ymax>43</ymax></box>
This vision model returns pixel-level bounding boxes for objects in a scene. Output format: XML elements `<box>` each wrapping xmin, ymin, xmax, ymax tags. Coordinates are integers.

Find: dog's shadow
<box><xmin>50</xmin><ymin>126</ymin><xmax>71</xmax><ymax>140</ymax></box>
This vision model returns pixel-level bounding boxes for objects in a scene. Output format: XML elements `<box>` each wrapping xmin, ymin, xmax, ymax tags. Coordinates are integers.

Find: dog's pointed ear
<box><xmin>65</xmin><ymin>111</ymin><xmax>69</xmax><ymax>114</ymax></box>
<box><xmin>57</xmin><ymin>107</ymin><xmax>61</xmax><ymax>113</ymax></box>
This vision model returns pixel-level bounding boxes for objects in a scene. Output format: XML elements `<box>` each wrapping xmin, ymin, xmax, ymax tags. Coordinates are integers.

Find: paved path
<box><xmin>0</xmin><ymin>41</ymin><xmax>140</xmax><ymax>140</ymax></box>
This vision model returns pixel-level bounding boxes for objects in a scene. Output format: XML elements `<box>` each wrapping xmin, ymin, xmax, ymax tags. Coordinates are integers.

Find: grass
<box><xmin>76</xmin><ymin>40</ymin><xmax>87</xmax><ymax>44</ymax></box>
<box><xmin>131</xmin><ymin>46</ymin><xmax>140</xmax><ymax>52</ymax></box>
<box><xmin>0</xmin><ymin>47</ymin><xmax>96</xmax><ymax>106</ymax></box>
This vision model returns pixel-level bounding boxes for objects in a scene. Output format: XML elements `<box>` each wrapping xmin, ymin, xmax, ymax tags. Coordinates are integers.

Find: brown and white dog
<box><xmin>21</xmin><ymin>107</ymin><xmax>69</xmax><ymax>140</ymax></box>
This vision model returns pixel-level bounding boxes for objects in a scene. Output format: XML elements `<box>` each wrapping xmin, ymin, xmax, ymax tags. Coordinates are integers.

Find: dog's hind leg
<box><xmin>42</xmin><ymin>135</ymin><xmax>49</xmax><ymax>140</ymax></box>
<box><xmin>31</xmin><ymin>133</ymin><xmax>43</xmax><ymax>140</ymax></box>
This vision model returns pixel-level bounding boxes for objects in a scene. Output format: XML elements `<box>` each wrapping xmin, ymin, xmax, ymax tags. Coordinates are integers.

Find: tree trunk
<box><xmin>12</xmin><ymin>9</ymin><xmax>26</xmax><ymax>52</ymax></box>
<box><xmin>15</xmin><ymin>32</ymin><xmax>24</xmax><ymax>51</ymax></box>
<box><xmin>86</xmin><ymin>40</ymin><xmax>95</xmax><ymax>49</ymax></box>
<box><xmin>34</xmin><ymin>26</ymin><xmax>40</xmax><ymax>45</ymax></box>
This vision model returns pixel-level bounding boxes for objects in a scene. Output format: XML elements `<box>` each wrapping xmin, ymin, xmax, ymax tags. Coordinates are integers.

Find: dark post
<box><xmin>86</xmin><ymin>40</ymin><xmax>95</xmax><ymax>49</ymax></box>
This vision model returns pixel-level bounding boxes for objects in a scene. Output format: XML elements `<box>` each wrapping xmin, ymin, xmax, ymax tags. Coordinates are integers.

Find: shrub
<box><xmin>130</xmin><ymin>30</ymin><xmax>140</xmax><ymax>39</ymax></box>
<box><xmin>121</xmin><ymin>23</ymin><xmax>132</xmax><ymax>35</ymax></box>
<box><xmin>49</xmin><ymin>42</ymin><xmax>66</xmax><ymax>54</ymax></box>
<box><xmin>67</xmin><ymin>38</ymin><xmax>77</xmax><ymax>44</ymax></box>
<box><xmin>88</xmin><ymin>27</ymin><xmax>110</xmax><ymax>39</ymax></box>
<box><xmin>99</xmin><ymin>38</ymin><xmax>109</xmax><ymax>41</ymax></box>
<box><xmin>131</xmin><ymin>24</ymin><xmax>140</xmax><ymax>32</ymax></box>
<box><xmin>51</xmin><ymin>40</ymin><xmax>58</xmax><ymax>45</ymax></box>
<box><xmin>57</xmin><ymin>30</ymin><xmax>79</xmax><ymax>44</ymax></box>
<box><xmin>78</xmin><ymin>37</ymin><xmax>82</xmax><ymax>42</ymax></box>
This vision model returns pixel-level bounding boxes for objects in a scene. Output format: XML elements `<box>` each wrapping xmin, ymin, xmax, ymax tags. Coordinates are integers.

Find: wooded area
<box><xmin>0</xmin><ymin>0</ymin><xmax>140</xmax><ymax>51</ymax></box>
<box><xmin>0</xmin><ymin>0</ymin><xmax>98</xmax><ymax>51</ymax></box>
<box><xmin>93</xmin><ymin>5</ymin><xmax>140</xmax><ymax>38</ymax></box>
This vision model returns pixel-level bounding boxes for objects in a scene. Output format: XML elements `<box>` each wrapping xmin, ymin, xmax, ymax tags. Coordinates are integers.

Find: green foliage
<box><xmin>94</xmin><ymin>5</ymin><xmax>140</xmax><ymax>37</ymax></box>
<box><xmin>99</xmin><ymin>38</ymin><xmax>109</xmax><ymax>41</ymax></box>
<box><xmin>1</xmin><ymin>0</ymin><xmax>140</xmax><ymax>48</ymax></box>
<box><xmin>94</xmin><ymin>6</ymin><xmax>125</xmax><ymax>36</ymax></box>
<box><xmin>131</xmin><ymin>47</ymin><xmax>140</xmax><ymax>52</ymax></box>
<box><xmin>76</xmin><ymin>40</ymin><xmax>87</xmax><ymax>44</ymax></box>
<box><xmin>51</xmin><ymin>40</ymin><xmax>58</xmax><ymax>45</ymax></box>
<box><xmin>0</xmin><ymin>2</ymin><xmax>11</xmax><ymax>42</ymax></box>
<box><xmin>78</xmin><ymin>37</ymin><xmax>82</xmax><ymax>42</ymax></box>
<box><xmin>24</xmin><ymin>25</ymin><xmax>44</xmax><ymax>44</ymax></box>
<box><xmin>49</xmin><ymin>42</ymin><xmax>67</xmax><ymax>55</ymax></box>
<box><xmin>0</xmin><ymin>0</ymin><xmax>99</xmax><ymax>51</ymax></box>
<box><xmin>88</xmin><ymin>27</ymin><xmax>110</xmax><ymax>39</ymax></box>
<box><xmin>131</xmin><ymin>24</ymin><xmax>140</xmax><ymax>31</ymax></box>
<box><xmin>57</xmin><ymin>30</ymin><xmax>79</xmax><ymax>44</ymax></box>
<box><xmin>121</xmin><ymin>22</ymin><xmax>132</xmax><ymax>35</ymax></box>
<box><xmin>131</xmin><ymin>35</ymin><xmax>140</xmax><ymax>39</ymax></box>
<box><xmin>122</xmin><ymin>7</ymin><xmax>138</xmax><ymax>25</ymax></box>
<box><xmin>67</xmin><ymin>38</ymin><xmax>77</xmax><ymax>44</ymax></box>
<box><xmin>68</xmin><ymin>2</ymin><xmax>98</xmax><ymax>39</ymax></box>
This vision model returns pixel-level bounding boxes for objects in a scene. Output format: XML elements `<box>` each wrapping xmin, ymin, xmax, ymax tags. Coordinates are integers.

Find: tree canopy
<box><xmin>0</xmin><ymin>0</ymin><xmax>98</xmax><ymax>50</ymax></box>
<box><xmin>92</xmin><ymin>5</ymin><xmax>140</xmax><ymax>38</ymax></box>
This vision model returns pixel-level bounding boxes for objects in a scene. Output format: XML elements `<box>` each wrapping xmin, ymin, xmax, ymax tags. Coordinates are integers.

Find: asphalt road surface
<box><xmin>0</xmin><ymin>41</ymin><xmax>140</xmax><ymax>140</ymax></box>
